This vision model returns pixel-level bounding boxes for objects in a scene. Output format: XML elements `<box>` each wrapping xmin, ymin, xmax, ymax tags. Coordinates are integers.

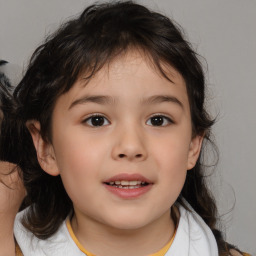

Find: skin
<box><xmin>28</xmin><ymin>51</ymin><xmax>205</xmax><ymax>256</ymax></box>
<box><xmin>0</xmin><ymin>162</ymin><xmax>25</xmax><ymax>256</ymax></box>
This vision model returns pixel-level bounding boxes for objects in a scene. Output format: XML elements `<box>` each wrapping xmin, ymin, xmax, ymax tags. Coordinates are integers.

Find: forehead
<box><xmin>57</xmin><ymin>51</ymin><xmax>189</xmax><ymax>111</ymax></box>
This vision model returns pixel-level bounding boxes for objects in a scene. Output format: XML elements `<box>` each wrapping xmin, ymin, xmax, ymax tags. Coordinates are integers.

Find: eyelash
<box><xmin>82</xmin><ymin>114</ymin><xmax>174</xmax><ymax>127</ymax></box>
<box><xmin>82</xmin><ymin>114</ymin><xmax>110</xmax><ymax>127</ymax></box>
<box><xmin>146</xmin><ymin>114</ymin><xmax>174</xmax><ymax>127</ymax></box>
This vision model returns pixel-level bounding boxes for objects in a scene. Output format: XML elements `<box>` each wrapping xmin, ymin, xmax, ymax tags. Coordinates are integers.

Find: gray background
<box><xmin>0</xmin><ymin>0</ymin><xmax>255</xmax><ymax>254</ymax></box>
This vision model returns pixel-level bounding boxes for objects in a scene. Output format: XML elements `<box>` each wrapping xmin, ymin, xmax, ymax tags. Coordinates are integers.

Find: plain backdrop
<box><xmin>0</xmin><ymin>0</ymin><xmax>255</xmax><ymax>254</ymax></box>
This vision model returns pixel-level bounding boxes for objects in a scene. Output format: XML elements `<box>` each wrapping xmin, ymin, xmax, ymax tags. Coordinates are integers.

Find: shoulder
<box><xmin>14</xmin><ymin>208</ymin><xmax>83</xmax><ymax>256</ymax></box>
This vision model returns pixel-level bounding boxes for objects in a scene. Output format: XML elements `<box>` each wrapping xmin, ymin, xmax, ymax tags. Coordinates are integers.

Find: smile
<box><xmin>105</xmin><ymin>180</ymin><xmax>148</xmax><ymax>189</ymax></box>
<box><xmin>103</xmin><ymin>174</ymin><xmax>153</xmax><ymax>199</ymax></box>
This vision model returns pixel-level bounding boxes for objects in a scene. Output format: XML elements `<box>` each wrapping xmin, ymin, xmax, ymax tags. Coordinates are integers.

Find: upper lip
<box><xmin>103</xmin><ymin>173</ymin><xmax>153</xmax><ymax>184</ymax></box>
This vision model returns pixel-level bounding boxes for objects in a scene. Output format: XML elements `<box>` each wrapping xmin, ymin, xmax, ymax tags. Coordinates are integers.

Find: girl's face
<box><xmin>32</xmin><ymin>51</ymin><xmax>202</xmax><ymax>233</ymax></box>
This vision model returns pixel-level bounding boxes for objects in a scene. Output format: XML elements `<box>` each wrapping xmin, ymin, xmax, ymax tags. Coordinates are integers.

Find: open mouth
<box><xmin>104</xmin><ymin>180</ymin><xmax>149</xmax><ymax>189</ymax></box>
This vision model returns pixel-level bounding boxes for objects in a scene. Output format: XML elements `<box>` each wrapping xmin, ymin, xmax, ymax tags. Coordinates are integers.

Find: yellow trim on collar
<box><xmin>149</xmin><ymin>228</ymin><xmax>176</xmax><ymax>256</ymax></box>
<box><xmin>66</xmin><ymin>219</ymin><xmax>95</xmax><ymax>256</ymax></box>
<box><xmin>66</xmin><ymin>218</ymin><xmax>177</xmax><ymax>256</ymax></box>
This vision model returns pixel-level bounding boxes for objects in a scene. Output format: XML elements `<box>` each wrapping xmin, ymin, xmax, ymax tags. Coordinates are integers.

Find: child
<box><xmin>10</xmin><ymin>1</ymin><xmax>249</xmax><ymax>256</ymax></box>
<box><xmin>0</xmin><ymin>61</ymin><xmax>25</xmax><ymax>256</ymax></box>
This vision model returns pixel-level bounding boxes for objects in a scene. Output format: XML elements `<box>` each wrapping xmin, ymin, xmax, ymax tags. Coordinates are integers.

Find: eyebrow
<box><xmin>141</xmin><ymin>95</ymin><xmax>184</xmax><ymax>109</ymax></box>
<box><xmin>69</xmin><ymin>95</ymin><xmax>117</xmax><ymax>110</ymax></box>
<box><xmin>69</xmin><ymin>94</ymin><xmax>183</xmax><ymax>110</ymax></box>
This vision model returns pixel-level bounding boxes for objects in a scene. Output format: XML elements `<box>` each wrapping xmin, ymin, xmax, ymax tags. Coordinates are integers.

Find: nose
<box><xmin>111</xmin><ymin>126</ymin><xmax>148</xmax><ymax>162</ymax></box>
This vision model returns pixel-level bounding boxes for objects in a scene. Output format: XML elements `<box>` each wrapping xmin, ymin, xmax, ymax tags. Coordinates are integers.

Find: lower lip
<box><xmin>103</xmin><ymin>184</ymin><xmax>153</xmax><ymax>199</ymax></box>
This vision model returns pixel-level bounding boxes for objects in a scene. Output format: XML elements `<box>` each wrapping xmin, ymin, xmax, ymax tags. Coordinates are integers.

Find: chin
<box><xmin>102</xmin><ymin>212</ymin><xmax>156</xmax><ymax>231</ymax></box>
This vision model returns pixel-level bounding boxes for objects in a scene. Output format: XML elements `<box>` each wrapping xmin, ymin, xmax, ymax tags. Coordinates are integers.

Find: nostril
<box><xmin>117</xmin><ymin>153</ymin><xmax>143</xmax><ymax>159</ymax></box>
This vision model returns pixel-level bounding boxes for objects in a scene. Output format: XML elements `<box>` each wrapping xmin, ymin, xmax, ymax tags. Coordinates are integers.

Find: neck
<box><xmin>71</xmin><ymin>208</ymin><xmax>177</xmax><ymax>256</ymax></box>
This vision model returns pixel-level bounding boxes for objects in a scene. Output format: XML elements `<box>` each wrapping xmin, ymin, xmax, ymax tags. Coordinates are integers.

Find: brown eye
<box><xmin>151</xmin><ymin>116</ymin><xmax>164</xmax><ymax>126</ymax></box>
<box><xmin>84</xmin><ymin>115</ymin><xmax>110</xmax><ymax>127</ymax></box>
<box><xmin>146</xmin><ymin>115</ymin><xmax>173</xmax><ymax>126</ymax></box>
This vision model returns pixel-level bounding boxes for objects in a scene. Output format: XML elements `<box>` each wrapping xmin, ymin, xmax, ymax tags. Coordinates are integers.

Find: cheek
<box><xmin>151</xmin><ymin>136</ymin><xmax>190</xmax><ymax>194</ymax></box>
<box><xmin>55</xmin><ymin>143</ymin><xmax>97</xmax><ymax>207</ymax></box>
<box><xmin>53</xmin><ymin>127</ymin><xmax>103</xmax><ymax>172</ymax></box>
<box><xmin>152</xmin><ymin>135</ymin><xmax>191</xmax><ymax>172</ymax></box>
<box><xmin>55</xmin><ymin>141</ymin><xmax>99</xmax><ymax>182</ymax></box>
<box><xmin>52</xmin><ymin>133</ymin><xmax>107</xmax><ymax>199</ymax></box>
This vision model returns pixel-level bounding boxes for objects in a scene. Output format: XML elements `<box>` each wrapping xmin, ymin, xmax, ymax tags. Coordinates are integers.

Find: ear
<box><xmin>187</xmin><ymin>135</ymin><xmax>204</xmax><ymax>170</ymax></box>
<box><xmin>26</xmin><ymin>120</ymin><xmax>60</xmax><ymax>176</ymax></box>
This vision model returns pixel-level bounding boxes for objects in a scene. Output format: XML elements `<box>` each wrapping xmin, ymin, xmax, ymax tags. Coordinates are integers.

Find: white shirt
<box><xmin>14</xmin><ymin>201</ymin><xmax>218</xmax><ymax>256</ymax></box>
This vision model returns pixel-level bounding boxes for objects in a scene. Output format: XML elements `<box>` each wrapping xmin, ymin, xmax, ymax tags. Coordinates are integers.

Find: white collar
<box><xmin>15</xmin><ymin>200</ymin><xmax>218</xmax><ymax>256</ymax></box>
<box><xmin>165</xmin><ymin>200</ymin><xmax>218</xmax><ymax>256</ymax></box>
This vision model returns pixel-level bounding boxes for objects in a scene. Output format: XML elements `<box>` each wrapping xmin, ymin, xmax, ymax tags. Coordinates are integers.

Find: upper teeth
<box><xmin>109</xmin><ymin>181</ymin><xmax>144</xmax><ymax>186</ymax></box>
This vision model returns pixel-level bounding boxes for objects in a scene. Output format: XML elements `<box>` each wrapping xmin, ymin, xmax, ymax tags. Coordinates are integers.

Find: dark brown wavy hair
<box><xmin>9</xmin><ymin>1</ymin><xmax>239</xmax><ymax>255</ymax></box>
